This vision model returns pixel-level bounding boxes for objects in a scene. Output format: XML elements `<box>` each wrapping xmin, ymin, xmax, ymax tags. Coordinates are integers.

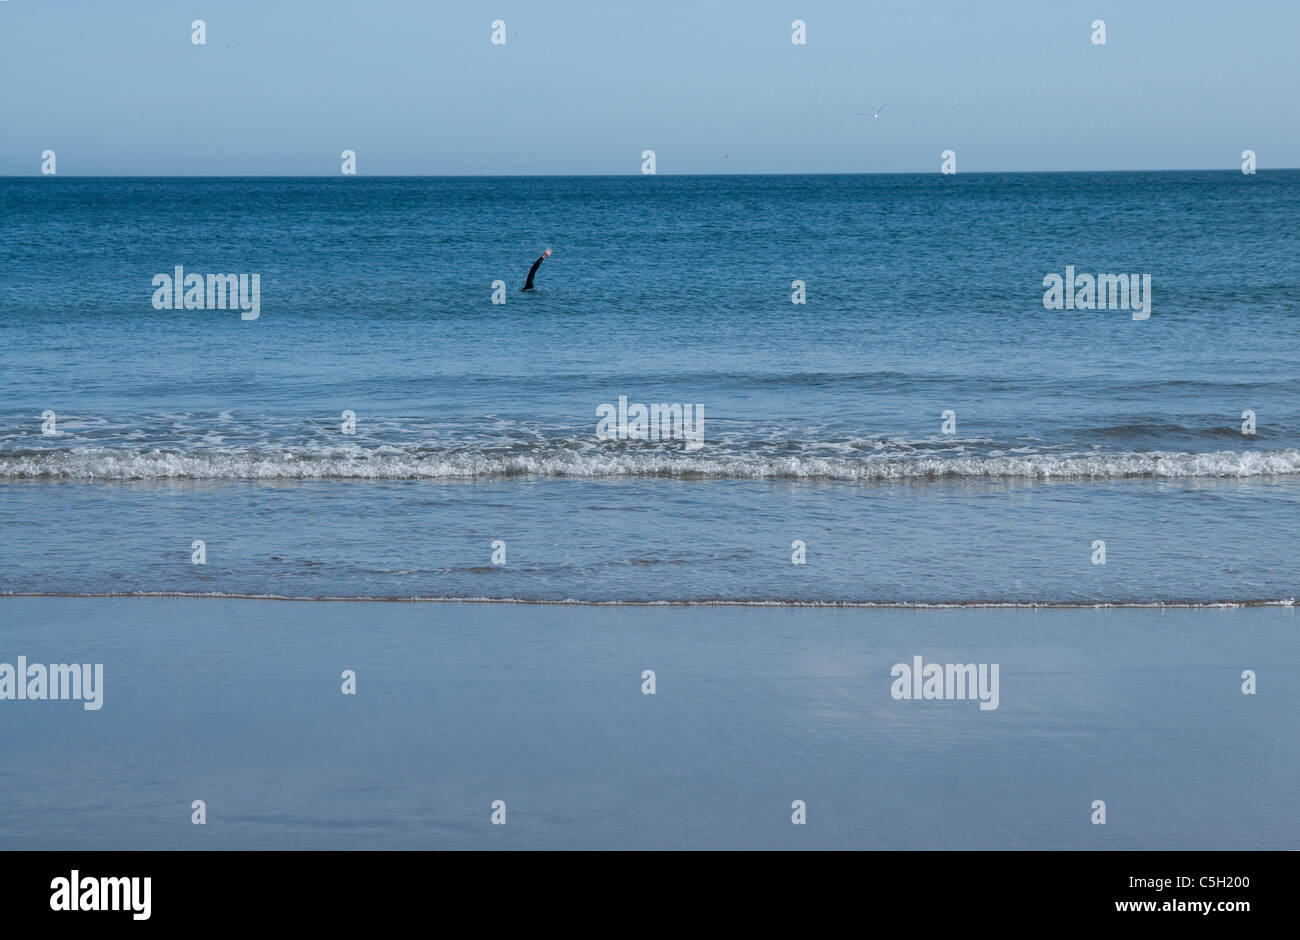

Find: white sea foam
<box><xmin>4</xmin><ymin>446</ymin><xmax>1300</xmax><ymax>481</ymax></box>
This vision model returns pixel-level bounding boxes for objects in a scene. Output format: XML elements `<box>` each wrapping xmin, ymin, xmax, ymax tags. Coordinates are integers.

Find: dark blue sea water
<box><xmin>2</xmin><ymin>173</ymin><xmax>1298</xmax><ymax>603</ymax></box>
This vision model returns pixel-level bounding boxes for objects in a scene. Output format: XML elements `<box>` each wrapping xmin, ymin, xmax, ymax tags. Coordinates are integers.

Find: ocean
<box><xmin>2</xmin><ymin>173</ymin><xmax>1298</xmax><ymax>851</ymax></box>
<box><xmin>3</xmin><ymin>172</ymin><xmax>1297</xmax><ymax>605</ymax></box>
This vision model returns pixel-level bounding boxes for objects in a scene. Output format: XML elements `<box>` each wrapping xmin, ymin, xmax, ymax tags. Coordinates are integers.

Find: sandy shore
<box><xmin>0</xmin><ymin>597</ymin><xmax>1294</xmax><ymax>849</ymax></box>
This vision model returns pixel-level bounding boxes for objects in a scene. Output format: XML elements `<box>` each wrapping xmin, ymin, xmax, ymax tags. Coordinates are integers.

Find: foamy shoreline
<box><xmin>1</xmin><ymin>591</ymin><xmax>1295</xmax><ymax>608</ymax></box>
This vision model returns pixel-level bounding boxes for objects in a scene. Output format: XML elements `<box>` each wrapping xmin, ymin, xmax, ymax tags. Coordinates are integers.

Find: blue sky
<box><xmin>2</xmin><ymin>0</ymin><xmax>1296</xmax><ymax>174</ymax></box>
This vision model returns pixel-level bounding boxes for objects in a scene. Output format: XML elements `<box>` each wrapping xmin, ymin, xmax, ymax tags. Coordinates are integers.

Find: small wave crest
<box><xmin>4</xmin><ymin>446</ymin><xmax>1300</xmax><ymax>481</ymax></box>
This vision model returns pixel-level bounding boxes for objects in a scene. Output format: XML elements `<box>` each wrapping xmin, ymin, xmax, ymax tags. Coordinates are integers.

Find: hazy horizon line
<box><xmin>4</xmin><ymin>167</ymin><xmax>1296</xmax><ymax>179</ymax></box>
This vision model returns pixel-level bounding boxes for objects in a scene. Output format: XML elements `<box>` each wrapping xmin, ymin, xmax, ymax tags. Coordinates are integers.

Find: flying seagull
<box><xmin>857</xmin><ymin>104</ymin><xmax>887</xmax><ymax>119</ymax></box>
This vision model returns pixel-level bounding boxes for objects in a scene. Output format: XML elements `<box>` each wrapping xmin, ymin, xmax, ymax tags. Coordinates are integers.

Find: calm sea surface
<box><xmin>2</xmin><ymin>173</ymin><xmax>1298</xmax><ymax>603</ymax></box>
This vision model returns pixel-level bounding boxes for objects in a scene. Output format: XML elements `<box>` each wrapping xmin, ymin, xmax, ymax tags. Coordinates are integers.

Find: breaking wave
<box><xmin>4</xmin><ymin>446</ymin><xmax>1300</xmax><ymax>481</ymax></box>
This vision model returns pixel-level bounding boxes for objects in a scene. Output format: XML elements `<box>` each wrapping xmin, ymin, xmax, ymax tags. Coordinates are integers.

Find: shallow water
<box><xmin>0</xmin><ymin>598</ymin><xmax>1294</xmax><ymax>850</ymax></box>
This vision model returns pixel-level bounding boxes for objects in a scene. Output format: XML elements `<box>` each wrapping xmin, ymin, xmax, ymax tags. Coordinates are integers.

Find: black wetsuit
<box><xmin>522</xmin><ymin>253</ymin><xmax>547</xmax><ymax>291</ymax></box>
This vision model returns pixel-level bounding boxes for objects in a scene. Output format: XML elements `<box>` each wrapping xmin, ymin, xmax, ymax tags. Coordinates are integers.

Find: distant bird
<box><xmin>857</xmin><ymin>104</ymin><xmax>887</xmax><ymax>119</ymax></box>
